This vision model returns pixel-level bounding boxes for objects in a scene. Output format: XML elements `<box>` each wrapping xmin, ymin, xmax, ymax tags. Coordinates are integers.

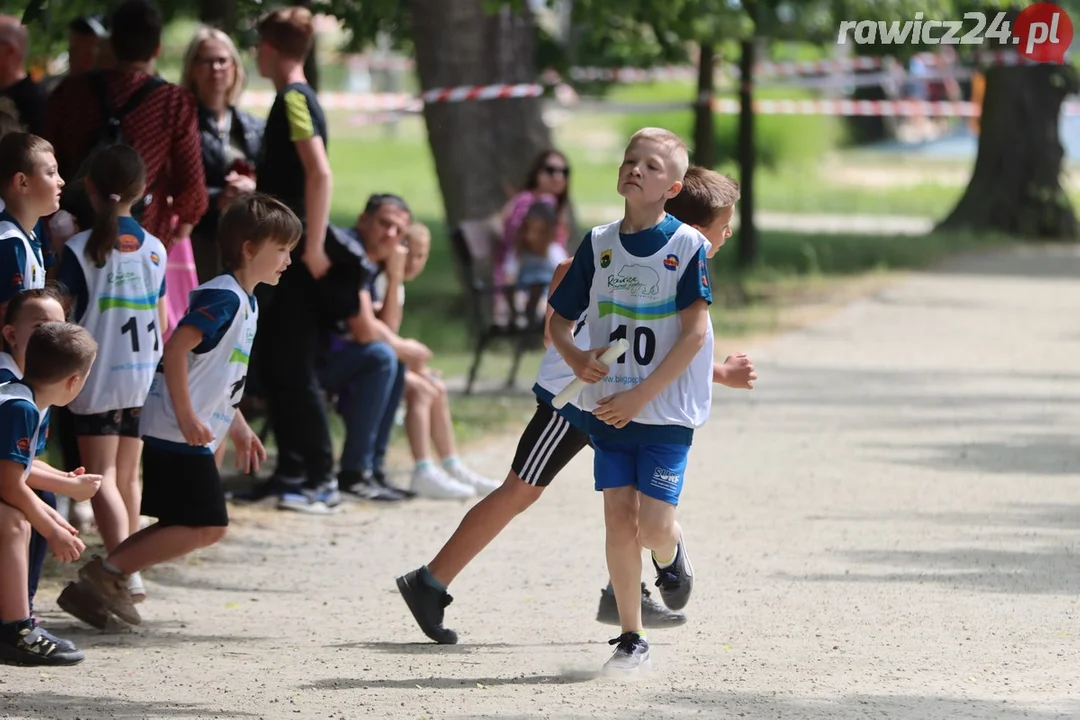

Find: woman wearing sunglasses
<box><xmin>494</xmin><ymin>149</ymin><xmax>571</xmax><ymax>324</ymax></box>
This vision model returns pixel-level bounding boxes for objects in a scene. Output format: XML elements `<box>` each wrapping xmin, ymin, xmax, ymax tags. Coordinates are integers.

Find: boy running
<box><xmin>58</xmin><ymin>194</ymin><xmax>300</xmax><ymax>628</ymax></box>
<box><xmin>548</xmin><ymin>128</ymin><xmax>714</xmax><ymax>674</ymax></box>
<box><xmin>397</xmin><ymin>165</ymin><xmax>752</xmax><ymax>645</ymax></box>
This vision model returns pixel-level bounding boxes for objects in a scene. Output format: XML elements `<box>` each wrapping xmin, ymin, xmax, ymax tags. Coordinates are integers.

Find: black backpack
<box><xmin>60</xmin><ymin>71</ymin><xmax>166</xmax><ymax>232</ymax></box>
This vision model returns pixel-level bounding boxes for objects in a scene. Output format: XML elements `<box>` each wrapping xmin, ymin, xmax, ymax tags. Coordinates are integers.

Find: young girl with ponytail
<box><xmin>55</xmin><ymin>144</ymin><xmax>168</xmax><ymax>607</ymax></box>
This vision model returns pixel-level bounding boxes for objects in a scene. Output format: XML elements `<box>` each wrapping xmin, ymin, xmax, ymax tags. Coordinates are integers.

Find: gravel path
<box><xmin>3</xmin><ymin>245</ymin><xmax>1079</xmax><ymax>720</ymax></box>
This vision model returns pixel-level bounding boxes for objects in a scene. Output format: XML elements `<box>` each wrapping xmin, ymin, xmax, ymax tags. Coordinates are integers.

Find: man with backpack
<box><xmin>43</xmin><ymin>0</ymin><xmax>206</xmax><ymax>246</ymax></box>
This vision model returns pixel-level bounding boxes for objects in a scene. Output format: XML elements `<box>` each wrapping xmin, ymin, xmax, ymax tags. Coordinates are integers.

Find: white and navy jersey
<box><xmin>548</xmin><ymin>214</ymin><xmax>714</xmax><ymax>445</ymax></box>
<box><xmin>532</xmin><ymin>316</ymin><xmax>591</xmax><ymax>430</ymax></box>
<box><xmin>0</xmin><ymin>380</ymin><xmax>48</xmax><ymax>478</ymax></box>
<box><xmin>0</xmin><ymin>352</ymin><xmax>49</xmax><ymax>456</ymax></box>
<box><xmin>0</xmin><ymin>208</ymin><xmax>46</xmax><ymax>305</ymax></box>
<box><xmin>139</xmin><ymin>273</ymin><xmax>258</xmax><ymax>455</ymax></box>
<box><xmin>60</xmin><ymin>218</ymin><xmax>168</xmax><ymax>415</ymax></box>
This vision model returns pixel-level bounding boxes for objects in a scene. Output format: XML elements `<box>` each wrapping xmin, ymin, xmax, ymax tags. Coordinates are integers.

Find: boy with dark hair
<box><xmin>251</xmin><ymin>6</ymin><xmax>338</xmax><ymax>512</ymax></box>
<box><xmin>0</xmin><ymin>321</ymin><xmax>97</xmax><ymax>665</ymax></box>
<box><xmin>59</xmin><ymin>194</ymin><xmax>300</xmax><ymax>628</ymax></box>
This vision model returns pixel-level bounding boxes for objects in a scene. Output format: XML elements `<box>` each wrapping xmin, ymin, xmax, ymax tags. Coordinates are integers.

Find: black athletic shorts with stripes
<box><xmin>511</xmin><ymin>399</ymin><xmax>591</xmax><ymax>487</ymax></box>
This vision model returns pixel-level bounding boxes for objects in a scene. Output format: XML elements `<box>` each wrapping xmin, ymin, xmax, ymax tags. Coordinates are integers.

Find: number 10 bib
<box><xmin>578</xmin><ymin>219</ymin><xmax>714</xmax><ymax>430</ymax></box>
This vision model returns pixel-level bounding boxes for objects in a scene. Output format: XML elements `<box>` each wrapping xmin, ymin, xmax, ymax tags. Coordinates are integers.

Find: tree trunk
<box><xmin>692</xmin><ymin>41</ymin><xmax>716</xmax><ymax>169</ymax></box>
<box><xmin>736</xmin><ymin>36</ymin><xmax>757</xmax><ymax>268</ymax></box>
<box><xmin>936</xmin><ymin>63</ymin><xmax>1079</xmax><ymax>239</ymax></box>
<box><xmin>199</xmin><ymin>0</ymin><xmax>237</xmax><ymax>35</ymax></box>
<box><xmin>409</xmin><ymin>0</ymin><xmax>554</xmax><ymax>229</ymax></box>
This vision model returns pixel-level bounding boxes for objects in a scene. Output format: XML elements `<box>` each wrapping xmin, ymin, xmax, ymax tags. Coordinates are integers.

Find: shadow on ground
<box><xmin>786</xmin><ymin>543</ymin><xmax>1080</xmax><ymax>596</ymax></box>
<box><xmin>0</xmin><ymin>693</ymin><xmax>258</xmax><ymax>720</ymax></box>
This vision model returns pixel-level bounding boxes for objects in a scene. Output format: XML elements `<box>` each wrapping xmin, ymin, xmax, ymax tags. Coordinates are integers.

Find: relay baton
<box><xmin>551</xmin><ymin>338</ymin><xmax>630</xmax><ymax>409</ymax></box>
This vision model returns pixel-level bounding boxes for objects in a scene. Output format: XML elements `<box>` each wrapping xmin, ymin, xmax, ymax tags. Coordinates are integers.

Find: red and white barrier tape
<box><xmin>243</xmin><ymin>83</ymin><xmax>543</xmax><ymax>111</ymax></box>
<box><xmin>419</xmin><ymin>83</ymin><xmax>543</xmax><ymax>104</ymax></box>
<box><xmin>710</xmin><ymin>98</ymin><xmax>978</xmax><ymax>117</ymax></box>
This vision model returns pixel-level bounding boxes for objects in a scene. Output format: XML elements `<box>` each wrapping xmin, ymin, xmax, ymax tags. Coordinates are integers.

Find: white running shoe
<box><xmin>603</xmin><ymin>632</ymin><xmax>651</xmax><ymax>676</ymax></box>
<box><xmin>127</xmin><ymin>571</ymin><xmax>146</xmax><ymax>605</ymax></box>
<box><xmin>411</xmin><ymin>465</ymin><xmax>475</xmax><ymax>500</ymax></box>
<box><xmin>444</xmin><ymin>463</ymin><xmax>500</xmax><ymax>496</ymax></box>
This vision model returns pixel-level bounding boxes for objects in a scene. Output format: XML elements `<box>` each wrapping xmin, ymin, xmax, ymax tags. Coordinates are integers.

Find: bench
<box><xmin>450</xmin><ymin>216</ymin><xmax>549</xmax><ymax>395</ymax></box>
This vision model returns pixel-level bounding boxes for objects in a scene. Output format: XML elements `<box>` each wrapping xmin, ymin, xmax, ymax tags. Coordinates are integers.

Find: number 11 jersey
<box><xmin>62</xmin><ymin>218</ymin><xmax>168</xmax><ymax>415</ymax></box>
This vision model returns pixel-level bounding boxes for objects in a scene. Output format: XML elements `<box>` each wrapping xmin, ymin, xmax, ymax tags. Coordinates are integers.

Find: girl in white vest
<box><xmin>55</xmin><ymin>145</ymin><xmax>167</xmax><ymax>605</ymax></box>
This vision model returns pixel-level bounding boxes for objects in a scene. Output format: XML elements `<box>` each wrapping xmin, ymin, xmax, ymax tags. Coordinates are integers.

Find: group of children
<box><xmin>0</xmin><ymin>127</ymin><xmax>301</xmax><ymax>666</ymax></box>
<box><xmin>0</xmin><ymin>110</ymin><xmax>747</xmax><ymax>676</ymax></box>
<box><xmin>397</xmin><ymin>127</ymin><xmax>756</xmax><ymax>675</ymax></box>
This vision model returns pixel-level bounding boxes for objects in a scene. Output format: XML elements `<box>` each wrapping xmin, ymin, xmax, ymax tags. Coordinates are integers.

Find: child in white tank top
<box><xmin>58</xmin><ymin>194</ymin><xmax>300</xmax><ymax>630</ymax></box>
<box><xmin>55</xmin><ymin>145</ymin><xmax>167</xmax><ymax>604</ymax></box>
<box><xmin>395</xmin><ymin>164</ymin><xmax>756</xmax><ymax>648</ymax></box>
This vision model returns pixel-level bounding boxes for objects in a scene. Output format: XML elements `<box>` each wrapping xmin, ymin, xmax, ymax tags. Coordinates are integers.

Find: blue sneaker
<box><xmin>307</xmin><ymin>478</ymin><xmax>342</xmax><ymax>508</ymax></box>
<box><xmin>653</xmin><ymin>534</ymin><xmax>694</xmax><ymax>610</ymax></box>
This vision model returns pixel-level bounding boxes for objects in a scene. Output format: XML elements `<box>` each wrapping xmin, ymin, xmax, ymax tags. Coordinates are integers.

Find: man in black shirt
<box><xmin>0</xmin><ymin>16</ymin><xmax>45</xmax><ymax>135</ymax></box>
<box><xmin>252</xmin><ymin>6</ymin><xmax>338</xmax><ymax>514</ymax></box>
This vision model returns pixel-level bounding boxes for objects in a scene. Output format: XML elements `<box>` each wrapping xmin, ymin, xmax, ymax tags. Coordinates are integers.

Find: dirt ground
<box><xmin>4</xmin><ymin>245</ymin><xmax>1080</xmax><ymax>719</ymax></box>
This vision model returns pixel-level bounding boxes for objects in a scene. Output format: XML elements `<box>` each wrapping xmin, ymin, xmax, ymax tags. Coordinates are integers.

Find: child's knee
<box><xmin>0</xmin><ymin>504</ymin><xmax>30</xmax><ymax>543</ymax></box>
<box><xmin>501</xmin><ymin>473</ymin><xmax>543</xmax><ymax>513</ymax></box>
<box><xmin>636</xmin><ymin>498</ymin><xmax>676</xmax><ymax>549</ymax></box>
<box><xmin>603</xmin><ymin>489</ymin><xmax>639</xmax><ymax>541</ymax></box>
<box><xmin>196</xmin><ymin>526</ymin><xmax>228</xmax><ymax>547</ymax></box>
<box><xmin>637</xmin><ymin>514</ymin><xmax>674</xmax><ymax>549</ymax></box>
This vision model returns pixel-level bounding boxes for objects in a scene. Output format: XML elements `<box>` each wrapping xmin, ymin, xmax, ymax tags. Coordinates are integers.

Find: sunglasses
<box><xmin>542</xmin><ymin>164</ymin><xmax>570</xmax><ymax>178</ymax></box>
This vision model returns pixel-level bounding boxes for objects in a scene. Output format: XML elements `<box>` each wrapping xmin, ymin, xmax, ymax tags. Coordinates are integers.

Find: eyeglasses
<box><xmin>542</xmin><ymin>165</ymin><xmax>570</xmax><ymax>178</ymax></box>
<box><xmin>196</xmin><ymin>56</ymin><xmax>233</xmax><ymax>69</ymax></box>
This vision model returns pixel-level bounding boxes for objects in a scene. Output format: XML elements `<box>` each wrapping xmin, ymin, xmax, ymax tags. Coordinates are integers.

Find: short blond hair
<box><xmin>406</xmin><ymin>221</ymin><xmax>430</xmax><ymax>245</ymax></box>
<box><xmin>181</xmin><ymin>26</ymin><xmax>248</xmax><ymax>107</ymax></box>
<box><xmin>628</xmin><ymin>127</ymin><xmax>690</xmax><ymax>179</ymax></box>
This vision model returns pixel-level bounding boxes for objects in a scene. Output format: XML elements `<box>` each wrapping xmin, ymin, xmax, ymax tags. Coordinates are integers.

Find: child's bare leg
<box><xmin>637</xmin><ymin>495</ymin><xmax>679</xmax><ymax>568</ymax></box>
<box><xmin>429</xmin><ymin>378</ymin><xmax>457</xmax><ymax>461</ymax></box>
<box><xmin>79</xmin><ymin>435</ymin><xmax>130</xmax><ymax>551</ymax></box>
<box><xmin>603</xmin><ymin>486</ymin><xmax>642</xmax><ymax>633</ymax></box>
<box><xmin>404</xmin><ymin>371</ymin><xmax>436</xmax><ymax>462</ymax></box>
<box><xmin>109</xmin><ymin>523</ymin><xmax>228</xmax><ymax>576</ymax></box>
<box><xmin>0</xmin><ymin>502</ymin><xmax>31</xmax><ymax>622</ymax></box>
<box><xmin>116</xmin><ymin>438</ymin><xmax>143</xmax><ymax>537</ymax></box>
<box><xmin>426</xmin><ymin>471</ymin><xmax>543</xmax><ymax>586</ymax></box>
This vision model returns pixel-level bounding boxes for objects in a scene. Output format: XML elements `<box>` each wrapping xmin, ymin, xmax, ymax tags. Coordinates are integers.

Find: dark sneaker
<box><xmin>596</xmin><ymin>582</ymin><xmax>687</xmax><ymax>628</ymax></box>
<box><xmin>602</xmin><ymin>632</ymin><xmax>650</xmax><ymax>675</ymax></box>
<box><xmin>32</xmin><ymin>621</ymin><xmax>78</xmax><ymax>654</ymax></box>
<box><xmin>373</xmin><ymin>468</ymin><xmax>415</xmax><ymax>499</ymax></box>
<box><xmin>0</xmin><ymin>620</ymin><xmax>84</xmax><ymax>666</ymax></box>
<box><xmin>341</xmin><ymin>471</ymin><xmax>405</xmax><ymax>503</ymax></box>
<box><xmin>653</xmin><ymin>534</ymin><xmax>694</xmax><ymax>611</ymax></box>
<box><xmin>277</xmin><ymin>492</ymin><xmax>337</xmax><ymax>514</ymax></box>
<box><xmin>57</xmin><ymin>581</ymin><xmax>111</xmax><ymax>630</ymax></box>
<box><xmin>396</xmin><ymin>569</ymin><xmax>457</xmax><ymax>644</ymax></box>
